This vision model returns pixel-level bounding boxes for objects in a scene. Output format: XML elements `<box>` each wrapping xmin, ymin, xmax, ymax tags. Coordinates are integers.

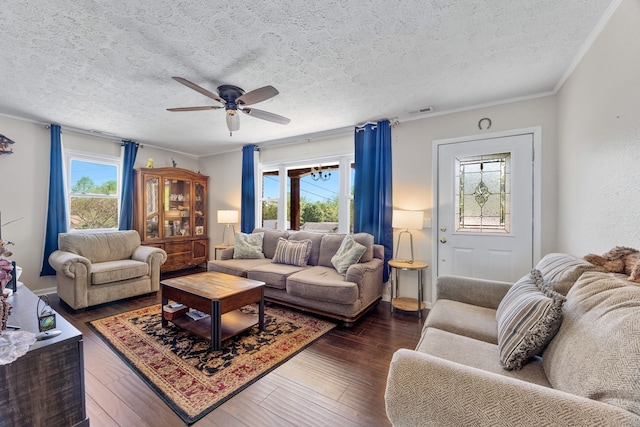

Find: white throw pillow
<box><xmin>233</xmin><ymin>232</ymin><xmax>265</xmax><ymax>259</ymax></box>
<box><xmin>331</xmin><ymin>235</ymin><xmax>367</xmax><ymax>275</ymax></box>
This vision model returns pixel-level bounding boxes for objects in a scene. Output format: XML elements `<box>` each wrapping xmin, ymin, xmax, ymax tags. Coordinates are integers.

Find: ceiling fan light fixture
<box><xmin>169</xmin><ymin>77</ymin><xmax>289</xmax><ymax>132</ymax></box>
<box><xmin>226</xmin><ymin>110</ymin><xmax>240</xmax><ymax>131</ymax></box>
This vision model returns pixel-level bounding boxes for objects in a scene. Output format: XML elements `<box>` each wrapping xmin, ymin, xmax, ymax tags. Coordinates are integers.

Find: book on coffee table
<box><xmin>186</xmin><ymin>309</ymin><xmax>210</xmax><ymax>321</ymax></box>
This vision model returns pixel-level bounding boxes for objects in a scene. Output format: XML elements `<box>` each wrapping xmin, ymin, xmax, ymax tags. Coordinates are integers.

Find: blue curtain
<box><xmin>241</xmin><ymin>145</ymin><xmax>258</xmax><ymax>233</ymax></box>
<box><xmin>40</xmin><ymin>124</ymin><xmax>68</xmax><ymax>276</ymax></box>
<box><xmin>353</xmin><ymin>120</ymin><xmax>393</xmax><ymax>282</ymax></box>
<box><xmin>118</xmin><ymin>140</ymin><xmax>139</xmax><ymax>230</ymax></box>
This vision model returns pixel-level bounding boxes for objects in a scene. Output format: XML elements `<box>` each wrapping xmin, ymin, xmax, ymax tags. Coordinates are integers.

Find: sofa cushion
<box><xmin>233</xmin><ymin>232</ymin><xmax>265</xmax><ymax>259</ymax></box>
<box><xmin>58</xmin><ymin>230</ymin><xmax>140</xmax><ymax>263</ymax></box>
<box><xmin>248</xmin><ymin>262</ymin><xmax>307</xmax><ymax>290</ymax></box>
<box><xmin>287</xmin><ymin>231</ymin><xmax>323</xmax><ymax>266</ymax></box>
<box><xmin>535</xmin><ymin>252</ymin><xmax>605</xmax><ymax>296</ymax></box>
<box><xmin>286</xmin><ymin>266</ymin><xmax>358</xmax><ymax>304</ymax></box>
<box><xmin>272</xmin><ymin>237</ymin><xmax>312</xmax><ymax>267</ymax></box>
<box><xmin>417</xmin><ymin>328</ymin><xmax>551</xmax><ymax>388</ymax></box>
<box><xmin>208</xmin><ymin>258</ymin><xmax>272</xmax><ymax>277</ymax></box>
<box><xmin>331</xmin><ymin>235</ymin><xmax>367</xmax><ymax>274</ymax></box>
<box><xmin>91</xmin><ymin>260</ymin><xmax>149</xmax><ymax>285</ymax></box>
<box><xmin>317</xmin><ymin>233</ymin><xmax>346</xmax><ymax>267</ymax></box>
<box><xmin>543</xmin><ymin>271</ymin><xmax>640</xmax><ymax>416</ymax></box>
<box><xmin>318</xmin><ymin>233</ymin><xmax>374</xmax><ymax>267</ymax></box>
<box><xmin>496</xmin><ymin>270</ymin><xmax>565</xmax><ymax>370</ymax></box>
<box><xmin>351</xmin><ymin>233</ymin><xmax>374</xmax><ymax>263</ymax></box>
<box><xmin>425</xmin><ymin>299</ymin><xmax>499</xmax><ymax>344</ymax></box>
<box><xmin>253</xmin><ymin>228</ymin><xmax>288</xmax><ymax>259</ymax></box>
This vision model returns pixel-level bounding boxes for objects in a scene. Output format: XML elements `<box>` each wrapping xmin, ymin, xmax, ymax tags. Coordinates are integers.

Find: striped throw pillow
<box><xmin>496</xmin><ymin>269</ymin><xmax>565</xmax><ymax>370</ymax></box>
<box><xmin>272</xmin><ymin>238</ymin><xmax>313</xmax><ymax>267</ymax></box>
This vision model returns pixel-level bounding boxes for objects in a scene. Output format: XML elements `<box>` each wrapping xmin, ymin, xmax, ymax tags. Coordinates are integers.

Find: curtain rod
<box><xmin>354</xmin><ymin>118</ymin><xmax>398</xmax><ymax>132</ymax></box>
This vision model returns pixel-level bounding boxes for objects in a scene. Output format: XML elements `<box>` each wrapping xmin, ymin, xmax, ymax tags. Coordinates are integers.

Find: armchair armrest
<box><xmin>48</xmin><ymin>250</ymin><xmax>91</xmax><ymax>278</ymax></box>
<box><xmin>436</xmin><ymin>275</ymin><xmax>513</xmax><ymax>309</ymax></box>
<box><xmin>132</xmin><ymin>245</ymin><xmax>168</xmax><ymax>265</ymax></box>
<box><xmin>385</xmin><ymin>349</ymin><xmax>639</xmax><ymax>427</ymax></box>
<box><xmin>132</xmin><ymin>245</ymin><xmax>167</xmax><ymax>292</ymax></box>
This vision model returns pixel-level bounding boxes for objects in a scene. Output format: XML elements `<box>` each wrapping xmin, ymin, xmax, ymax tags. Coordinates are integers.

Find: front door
<box><xmin>435</xmin><ymin>132</ymin><xmax>535</xmax><ymax>283</ymax></box>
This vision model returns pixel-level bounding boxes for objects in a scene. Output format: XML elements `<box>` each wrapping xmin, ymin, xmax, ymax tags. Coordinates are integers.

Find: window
<box><xmin>455</xmin><ymin>152</ymin><xmax>511</xmax><ymax>233</ymax></box>
<box><xmin>260</xmin><ymin>156</ymin><xmax>353</xmax><ymax>233</ymax></box>
<box><xmin>66</xmin><ymin>151</ymin><xmax>120</xmax><ymax>231</ymax></box>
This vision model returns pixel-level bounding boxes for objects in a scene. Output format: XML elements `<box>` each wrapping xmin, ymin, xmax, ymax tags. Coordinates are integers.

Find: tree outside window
<box><xmin>67</xmin><ymin>156</ymin><xmax>120</xmax><ymax>230</ymax></box>
<box><xmin>261</xmin><ymin>160</ymin><xmax>352</xmax><ymax>232</ymax></box>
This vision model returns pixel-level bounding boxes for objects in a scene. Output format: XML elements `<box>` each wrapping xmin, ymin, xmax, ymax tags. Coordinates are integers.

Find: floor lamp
<box><xmin>217</xmin><ymin>210</ymin><xmax>239</xmax><ymax>246</ymax></box>
<box><xmin>392</xmin><ymin>210</ymin><xmax>424</xmax><ymax>263</ymax></box>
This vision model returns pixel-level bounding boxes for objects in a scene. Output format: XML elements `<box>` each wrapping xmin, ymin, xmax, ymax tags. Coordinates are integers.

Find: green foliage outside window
<box><xmin>70</xmin><ymin>177</ymin><xmax>118</xmax><ymax>230</ymax></box>
<box><xmin>301</xmin><ymin>196</ymin><xmax>338</xmax><ymax>223</ymax></box>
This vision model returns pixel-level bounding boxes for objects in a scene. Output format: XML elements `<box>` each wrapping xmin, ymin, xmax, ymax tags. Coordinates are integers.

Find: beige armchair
<box><xmin>49</xmin><ymin>230</ymin><xmax>167</xmax><ymax>310</ymax></box>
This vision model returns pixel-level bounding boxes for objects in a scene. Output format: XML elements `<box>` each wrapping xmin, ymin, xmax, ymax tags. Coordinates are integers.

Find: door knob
<box><xmin>440</xmin><ymin>226</ymin><xmax>447</xmax><ymax>232</ymax></box>
<box><xmin>440</xmin><ymin>237</ymin><xmax>447</xmax><ymax>243</ymax></box>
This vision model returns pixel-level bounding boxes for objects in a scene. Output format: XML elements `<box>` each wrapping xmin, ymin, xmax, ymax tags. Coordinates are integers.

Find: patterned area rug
<box><xmin>89</xmin><ymin>304</ymin><xmax>335</xmax><ymax>425</ymax></box>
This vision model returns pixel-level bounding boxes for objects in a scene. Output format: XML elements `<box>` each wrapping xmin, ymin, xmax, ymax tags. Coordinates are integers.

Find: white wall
<box><xmin>0</xmin><ymin>115</ymin><xmax>197</xmax><ymax>294</ymax></box>
<box><xmin>199</xmin><ymin>150</ymin><xmax>243</xmax><ymax>249</ymax></box>
<box><xmin>201</xmin><ymin>95</ymin><xmax>558</xmax><ymax>304</ymax></box>
<box><xmin>392</xmin><ymin>96</ymin><xmax>557</xmax><ymax>303</ymax></box>
<box><xmin>557</xmin><ymin>0</ymin><xmax>640</xmax><ymax>255</ymax></box>
<box><xmin>0</xmin><ymin>117</ymin><xmax>53</xmax><ymax>293</ymax></box>
<box><xmin>6</xmin><ymin>0</ymin><xmax>633</xmax><ymax>299</ymax></box>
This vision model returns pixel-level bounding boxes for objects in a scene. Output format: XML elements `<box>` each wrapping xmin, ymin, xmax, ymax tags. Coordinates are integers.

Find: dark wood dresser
<box><xmin>0</xmin><ymin>284</ymin><xmax>88</xmax><ymax>426</ymax></box>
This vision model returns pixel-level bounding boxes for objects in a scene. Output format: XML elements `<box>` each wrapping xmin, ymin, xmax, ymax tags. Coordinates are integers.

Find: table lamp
<box><xmin>392</xmin><ymin>210</ymin><xmax>424</xmax><ymax>263</ymax></box>
<box><xmin>217</xmin><ymin>210</ymin><xmax>239</xmax><ymax>246</ymax></box>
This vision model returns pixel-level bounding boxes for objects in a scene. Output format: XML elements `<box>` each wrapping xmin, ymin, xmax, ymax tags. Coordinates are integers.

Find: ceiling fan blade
<box><xmin>167</xmin><ymin>106</ymin><xmax>222</xmax><ymax>112</ymax></box>
<box><xmin>236</xmin><ymin>86</ymin><xmax>279</xmax><ymax>106</ymax></box>
<box><xmin>241</xmin><ymin>108</ymin><xmax>290</xmax><ymax>125</ymax></box>
<box><xmin>172</xmin><ymin>77</ymin><xmax>225</xmax><ymax>104</ymax></box>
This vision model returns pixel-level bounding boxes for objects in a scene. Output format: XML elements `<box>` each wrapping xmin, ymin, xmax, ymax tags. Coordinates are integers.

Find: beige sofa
<box><xmin>207</xmin><ymin>228</ymin><xmax>384</xmax><ymax>324</ymax></box>
<box><xmin>49</xmin><ymin>230</ymin><xmax>167</xmax><ymax>310</ymax></box>
<box><xmin>385</xmin><ymin>253</ymin><xmax>640</xmax><ymax>426</ymax></box>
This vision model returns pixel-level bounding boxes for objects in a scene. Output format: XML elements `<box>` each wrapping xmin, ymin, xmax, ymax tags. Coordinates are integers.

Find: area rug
<box><xmin>89</xmin><ymin>304</ymin><xmax>335</xmax><ymax>425</ymax></box>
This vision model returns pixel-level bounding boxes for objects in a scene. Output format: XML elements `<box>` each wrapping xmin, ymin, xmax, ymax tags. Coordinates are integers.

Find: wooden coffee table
<box><xmin>161</xmin><ymin>271</ymin><xmax>265</xmax><ymax>351</ymax></box>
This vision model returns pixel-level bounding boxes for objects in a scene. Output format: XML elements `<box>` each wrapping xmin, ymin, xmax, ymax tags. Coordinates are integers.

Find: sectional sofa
<box><xmin>207</xmin><ymin>228</ymin><xmax>384</xmax><ymax>324</ymax></box>
<box><xmin>385</xmin><ymin>253</ymin><xmax>640</xmax><ymax>426</ymax></box>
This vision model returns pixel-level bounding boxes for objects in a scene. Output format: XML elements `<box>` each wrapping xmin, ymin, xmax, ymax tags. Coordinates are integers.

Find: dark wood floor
<box><xmin>49</xmin><ymin>270</ymin><xmax>426</xmax><ymax>427</ymax></box>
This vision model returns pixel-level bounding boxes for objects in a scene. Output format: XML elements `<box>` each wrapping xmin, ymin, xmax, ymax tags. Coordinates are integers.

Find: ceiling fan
<box><xmin>167</xmin><ymin>77</ymin><xmax>290</xmax><ymax>133</ymax></box>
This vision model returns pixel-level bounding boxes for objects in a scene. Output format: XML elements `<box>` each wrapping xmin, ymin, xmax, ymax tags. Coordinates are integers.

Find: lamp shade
<box><xmin>217</xmin><ymin>210</ymin><xmax>239</xmax><ymax>224</ymax></box>
<box><xmin>392</xmin><ymin>210</ymin><xmax>423</xmax><ymax>230</ymax></box>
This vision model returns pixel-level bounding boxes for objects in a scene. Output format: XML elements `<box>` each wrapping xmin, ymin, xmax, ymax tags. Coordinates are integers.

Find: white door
<box><xmin>436</xmin><ymin>132</ymin><xmax>535</xmax><ymax>283</ymax></box>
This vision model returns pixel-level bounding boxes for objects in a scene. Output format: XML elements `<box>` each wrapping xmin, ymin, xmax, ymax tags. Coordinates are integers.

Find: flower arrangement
<box><xmin>0</xmin><ymin>239</ymin><xmax>14</xmax><ymax>332</ymax></box>
<box><xmin>0</xmin><ymin>239</ymin><xmax>14</xmax><ymax>292</ymax></box>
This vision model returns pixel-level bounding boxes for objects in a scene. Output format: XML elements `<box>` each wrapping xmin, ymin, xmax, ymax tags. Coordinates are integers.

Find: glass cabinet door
<box><xmin>164</xmin><ymin>178</ymin><xmax>191</xmax><ymax>237</ymax></box>
<box><xmin>144</xmin><ymin>176</ymin><xmax>160</xmax><ymax>239</ymax></box>
<box><xmin>194</xmin><ymin>181</ymin><xmax>206</xmax><ymax>236</ymax></box>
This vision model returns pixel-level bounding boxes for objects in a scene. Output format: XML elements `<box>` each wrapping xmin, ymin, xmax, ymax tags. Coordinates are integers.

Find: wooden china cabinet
<box><xmin>133</xmin><ymin>167</ymin><xmax>209</xmax><ymax>272</ymax></box>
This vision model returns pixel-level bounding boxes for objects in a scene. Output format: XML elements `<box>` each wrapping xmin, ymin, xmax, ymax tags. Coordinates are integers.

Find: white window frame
<box><xmin>64</xmin><ymin>149</ymin><xmax>121</xmax><ymax>232</ymax></box>
<box><xmin>258</xmin><ymin>154</ymin><xmax>354</xmax><ymax>233</ymax></box>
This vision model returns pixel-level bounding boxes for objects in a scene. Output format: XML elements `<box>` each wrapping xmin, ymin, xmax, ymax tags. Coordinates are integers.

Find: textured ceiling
<box><xmin>1</xmin><ymin>1</ymin><xmax>615</xmax><ymax>156</ymax></box>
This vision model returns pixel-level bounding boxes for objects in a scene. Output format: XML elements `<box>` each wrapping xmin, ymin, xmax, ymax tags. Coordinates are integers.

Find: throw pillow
<box><xmin>331</xmin><ymin>235</ymin><xmax>367</xmax><ymax>275</ymax></box>
<box><xmin>496</xmin><ymin>269</ymin><xmax>565</xmax><ymax>370</ymax></box>
<box><xmin>272</xmin><ymin>238</ymin><xmax>312</xmax><ymax>267</ymax></box>
<box><xmin>543</xmin><ymin>271</ymin><xmax>640</xmax><ymax>415</ymax></box>
<box><xmin>233</xmin><ymin>232</ymin><xmax>265</xmax><ymax>259</ymax></box>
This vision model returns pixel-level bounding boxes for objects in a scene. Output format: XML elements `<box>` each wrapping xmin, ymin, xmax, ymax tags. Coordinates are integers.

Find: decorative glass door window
<box><xmin>164</xmin><ymin>179</ymin><xmax>191</xmax><ymax>236</ymax></box>
<box><xmin>455</xmin><ymin>153</ymin><xmax>511</xmax><ymax>233</ymax></box>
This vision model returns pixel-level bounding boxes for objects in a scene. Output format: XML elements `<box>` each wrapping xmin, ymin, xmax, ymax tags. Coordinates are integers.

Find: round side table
<box><xmin>389</xmin><ymin>260</ymin><xmax>429</xmax><ymax>318</ymax></box>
